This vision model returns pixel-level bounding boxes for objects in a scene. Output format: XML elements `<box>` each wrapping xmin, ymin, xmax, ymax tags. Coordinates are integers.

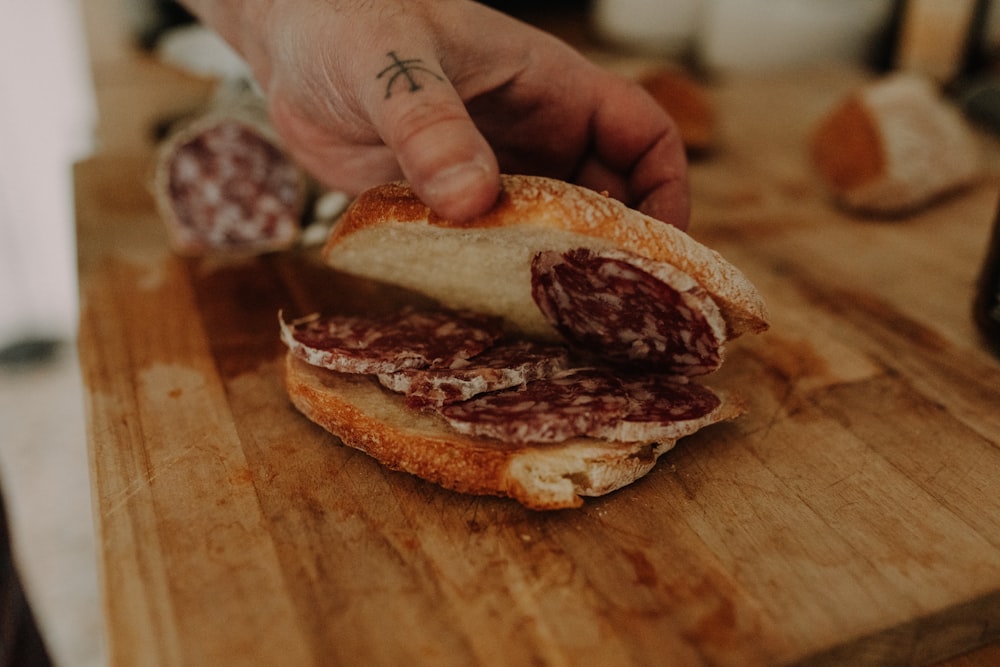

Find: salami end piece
<box><xmin>154</xmin><ymin>111</ymin><xmax>308</xmax><ymax>256</ymax></box>
<box><xmin>531</xmin><ymin>249</ymin><xmax>728</xmax><ymax>375</ymax></box>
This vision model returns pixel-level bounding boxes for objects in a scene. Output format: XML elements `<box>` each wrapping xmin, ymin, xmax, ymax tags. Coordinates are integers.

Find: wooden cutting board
<box><xmin>76</xmin><ymin>65</ymin><xmax>1000</xmax><ymax>666</ymax></box>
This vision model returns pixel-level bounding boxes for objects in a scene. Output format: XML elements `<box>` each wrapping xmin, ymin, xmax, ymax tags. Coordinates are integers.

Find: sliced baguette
<box><xmin>322</xmin><ymin>175</ymin><xmax>769</xmax><ymax>340</ymax></box>
<box><xmin>286</xmin><ymin>354</ymin><xmax>747</xmax><ymax>510</ymax></box>
<box><xmin>286</xmin><ymin>175</ymin><xmax>767</xmax><ymax>509</ymax></box>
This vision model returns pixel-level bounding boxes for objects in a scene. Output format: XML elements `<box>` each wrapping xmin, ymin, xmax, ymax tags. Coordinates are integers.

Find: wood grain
<box><xmin>76</xmin><ymin>66</ymin><xmax>1000</xmax><ymax>666</ymax></box>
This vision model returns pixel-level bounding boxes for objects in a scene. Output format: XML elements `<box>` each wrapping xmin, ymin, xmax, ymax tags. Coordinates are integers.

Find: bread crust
<box><xmin>811</xmin><ymin>73</ymin><xmax>981</xmax><ymax>215</ymax></box>
<box><xmin>639</xmin><ymin>67</ymin><xmax>717</xmax><ymax>153</ymax></box>
<box><xmin>285</xmin><ymin>353</ymin><xmax>680</xmax><ymax>510</ymax></box>
<box><xmin>811</xmin><ymin>97</ymin><xmax>885</xmax><ymax>193</ymax></box>
<box><xmin>323</xmin><ymin>175</ymin><xmax>769</xmax><ymax>339</ymax></box>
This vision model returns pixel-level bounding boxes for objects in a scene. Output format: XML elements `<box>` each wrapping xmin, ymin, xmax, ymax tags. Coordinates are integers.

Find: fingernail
<box><xmin>423</xmin><ymin>160</ymin><xmax>494</xmax><ymax>206</ymax></box>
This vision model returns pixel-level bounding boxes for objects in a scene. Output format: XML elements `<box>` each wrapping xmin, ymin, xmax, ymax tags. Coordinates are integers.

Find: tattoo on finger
<box><xmin>377</xmin><ymin>51</ymin><xmax>444</xmax><ymax>99</ymax></box>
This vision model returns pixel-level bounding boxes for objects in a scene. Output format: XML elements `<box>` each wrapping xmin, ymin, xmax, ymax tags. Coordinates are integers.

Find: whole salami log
<box><xmin>531</xmin><ymin>248</ymin><xmax>728</xmax><ymax>375</ymax></box>
<box><xmin>152</xmin><ymin>94</ymin><xmax>310</xmax><ymax>256</ymax></box>
<box><xmin>279</xmin><ymin>309</ymin><xmax>505</xmax><ymax>375</ymax></box>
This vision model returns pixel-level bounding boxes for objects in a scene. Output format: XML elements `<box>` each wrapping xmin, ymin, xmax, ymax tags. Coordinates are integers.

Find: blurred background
<box><xmin>9</xmin><ymin>0</ymin><xmax>1000</xmax><ymax>356</ymax></box>
<box><xmin>2</xmin><ymin>1</ymin><xmax>1000</xmax><ymax>665</ymax></box>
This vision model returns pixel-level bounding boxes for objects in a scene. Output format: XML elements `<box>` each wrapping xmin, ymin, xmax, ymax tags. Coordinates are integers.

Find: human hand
<box><xmin>180</xmin><ymin>0</ymin><xmax>689</xmax><ymax>227</ymax></box>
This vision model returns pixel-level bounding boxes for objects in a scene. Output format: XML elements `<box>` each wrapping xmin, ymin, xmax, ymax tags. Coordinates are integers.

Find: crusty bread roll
<box><xmin>322</xmin><ymin>175</ymin><xmax>768</xmax><ymax>340</ymax></box>
<box><xmin>639</xmin><ymin>67</ymin><xmax>717</xmax><ymax>153</ymax></box>
<box><xmin>811</xmin><ymin>73</ymin><xmax>981</xmax><ymax>215</ymax></box>
<box><xmin>283</xmin><ymin>175</ymin><xmax>769</xmax><ymax>509</ymax></box>
<box><xmin>285</xmin><ymin>355</ymin><xmax>743</xmax><ymax>510</ymax></box>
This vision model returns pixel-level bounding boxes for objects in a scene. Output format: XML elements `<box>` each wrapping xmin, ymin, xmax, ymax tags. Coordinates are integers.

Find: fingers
<box><xmin>263</xmin><ymin>4</ymin><xmax>503</xmax><ymax>222</ymax></box>
<box><xmin>366</xmin><ymin>50</ymin><xmax>501</xmax><ymax>221</ymax></box>
<box><xmin>628</xmin><ymin>126</ymin><xmax>690</xmax><ymax>230</ymax></box>
<box><xmin>273</xmin><ymin>46</ymin><xmax>502</xmax><ymax>221</ymax></box>
<box><xmin>267</xmin><ymin>95</ymin><xmax>406</xmax><ymax>194</ymax></box>
<box><xmin>262</xmin><ymin>1</ymin><xmax>686</xmax><ymax>226</ymax></box>
<box><xmin>586</xmin><ymin>74</ymin><xmax>690</xmax><ymax>229</ymax></box>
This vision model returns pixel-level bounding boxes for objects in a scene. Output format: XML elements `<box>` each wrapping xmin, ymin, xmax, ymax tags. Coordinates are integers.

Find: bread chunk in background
<box><xmin>810</xmin><ymin>73</ymin><xmax>981</xmax><ymax>216</ymax></box>
<box><xmin>639</xmin><ymin>67</ymin><xmax>718</xmax><ymax>154</ymax></box>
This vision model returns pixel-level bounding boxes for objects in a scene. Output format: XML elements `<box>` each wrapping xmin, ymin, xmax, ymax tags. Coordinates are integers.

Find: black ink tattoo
<box><xmin>377</xmin><ymin>51</ymin><xmax>444</xmax><ymax>99</ymax></box>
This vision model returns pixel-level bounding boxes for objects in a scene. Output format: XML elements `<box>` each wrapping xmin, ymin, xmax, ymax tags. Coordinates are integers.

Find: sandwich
<box><xmin>280</xmin><ymin>175</ymin><xmax>769</xmax><ymax>509</ymax></box>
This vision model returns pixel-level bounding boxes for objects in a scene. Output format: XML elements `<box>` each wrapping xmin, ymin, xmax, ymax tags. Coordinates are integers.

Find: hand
<box><xmin>180</xmin><ymin>0</ymin><xmax>689</xmax><ymax>227</ymax></box>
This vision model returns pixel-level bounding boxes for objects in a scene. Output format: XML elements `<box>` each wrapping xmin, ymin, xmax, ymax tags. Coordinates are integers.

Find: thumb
<box><xmin>369</xmin><ymin>50</ymin><xmax>501</xmax><ymax>221</ymax></box>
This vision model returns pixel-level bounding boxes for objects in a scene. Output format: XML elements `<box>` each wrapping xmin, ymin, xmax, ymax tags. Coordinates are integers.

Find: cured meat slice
<box><xmin>593</xmin><ymin>374</ymin><xmax>736</xmax><ymax>442</ymax></box>
<box><xmin>156</xmin><ymin>114</ymin><xmax>307</xmax><ymax>255</ymax></box>
<box><xmin>531</xmin><ymin>248</ymin><xmax>727</xmax><ymax>375</ymax></box>
<box><xmin>437</xmin><ymin>368</ymin><xmax>629</xmax><ymax>444</ymax></box>
<box><xmin>437</xmin><ymin>361</ymin><xmax>737</xmax><ymax>445</ymax></box>
<box><xmin>377</xmin><ymin>340</ymin><xmax>570</xmax><ymax>408</ymax></box>
<box><xmin>280</xmin><ymin>309</ymin><xmax>504</xmax><ymax>375</ymax></box>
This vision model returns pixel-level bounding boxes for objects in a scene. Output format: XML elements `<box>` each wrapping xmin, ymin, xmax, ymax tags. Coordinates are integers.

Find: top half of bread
<box><xmin>322</xmin><ymin>175</ymin><xmax>769</xmax><ymax>341</ymax></box>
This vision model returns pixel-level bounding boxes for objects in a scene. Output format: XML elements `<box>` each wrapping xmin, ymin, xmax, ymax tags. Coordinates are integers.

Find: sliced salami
<box><xmin>437</xmin><ymin>368</ymin><xmax>629</xmax><ymax>444</ymax></box>
<box><xmin>531</xmin><ymin>248</ymin><xmax>727</xmax><ymax>375</ymax></box>
<box><xmin>593</xmin><ymin>373</ymin><xmax>729</xmax><ymax>443</ymax></box>
<box><xmin>377</xmin><ymin>340</ymin><xmax>571</xmax><ymax>408</ymax></box>
<box><xmin>164</xmin><ymin>120</ymin><xmax>303</xmax><ymax>253</ymax></box>
<box><xmin>280</xmin><ymin>309</ymin><xmax>504</xmax><ymax>375</ymax></box>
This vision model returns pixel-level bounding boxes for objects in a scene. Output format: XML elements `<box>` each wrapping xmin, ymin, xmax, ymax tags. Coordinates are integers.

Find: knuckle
<box><xmin>387</xmin><ymin>99</ymin><xmax>470</xmax><ymax>149</ymax></box>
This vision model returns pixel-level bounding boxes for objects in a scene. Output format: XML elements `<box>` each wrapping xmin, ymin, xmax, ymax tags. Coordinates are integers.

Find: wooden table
<box><xmin>76</xmin><ymin>54</ymin><xmax>1000</xmax><ymax>666</ymax></box>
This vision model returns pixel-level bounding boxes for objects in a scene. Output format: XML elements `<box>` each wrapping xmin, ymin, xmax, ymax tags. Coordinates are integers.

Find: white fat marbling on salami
<box><xmin>377</xmin><ymin>340</ymin><xmax>570</xmax><ymax>407</ymax></box>
<box><xmin>531</xmin><ymin>249</ymin><xmax>727</xmax><ymax>375</ymax></box>
<box><xmin>168</xmin><ymin>121</ymin><xmax>301</xmax><ymax>250</ymax></box>
<box><xmin>279</xmin><ymin>309</ymin><xmax>504</xmax><ymax>374</ymax></box>
<box><xmin>437</xmin><ymin>368</ymin><xmax>629</xmax><ymax>444</ymax></box>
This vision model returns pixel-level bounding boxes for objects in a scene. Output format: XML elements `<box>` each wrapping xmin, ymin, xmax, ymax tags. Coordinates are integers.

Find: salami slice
<box><xmin>592</xmin><ymin>373</ymin><xmax>729</xmax><ymax>442</ymax></box>
<box><xmin>280</xmin><ymin>309</ymin><xmax>504</xmax><ymax>375</ymax></box>
<box><xmin>437</xmin><ymin>368</ymin><xmax>629</xmax><ymax>444</ymax></box>
<box><xmin>531</xmin><ymin>248</ymin><xmax>727</xmax><ymax>375</ymax></box>
<box><xmin>377</xmin><ymin>340</ymin><xmax>570</xmax><ymax>408</ymax></box>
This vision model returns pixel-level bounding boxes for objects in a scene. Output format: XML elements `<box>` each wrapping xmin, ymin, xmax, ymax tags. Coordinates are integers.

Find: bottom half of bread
<box><xmin>284</xmin><ymin>353</ymin><xmax>681</xmax><ymax>510</ymax></box>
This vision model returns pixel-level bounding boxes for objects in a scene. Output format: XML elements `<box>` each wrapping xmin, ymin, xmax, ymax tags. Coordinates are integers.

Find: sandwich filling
<box><xmin>281</xmin><ymin>248</ymin><xmax>736</xmax><ymax>445</ymax></box>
